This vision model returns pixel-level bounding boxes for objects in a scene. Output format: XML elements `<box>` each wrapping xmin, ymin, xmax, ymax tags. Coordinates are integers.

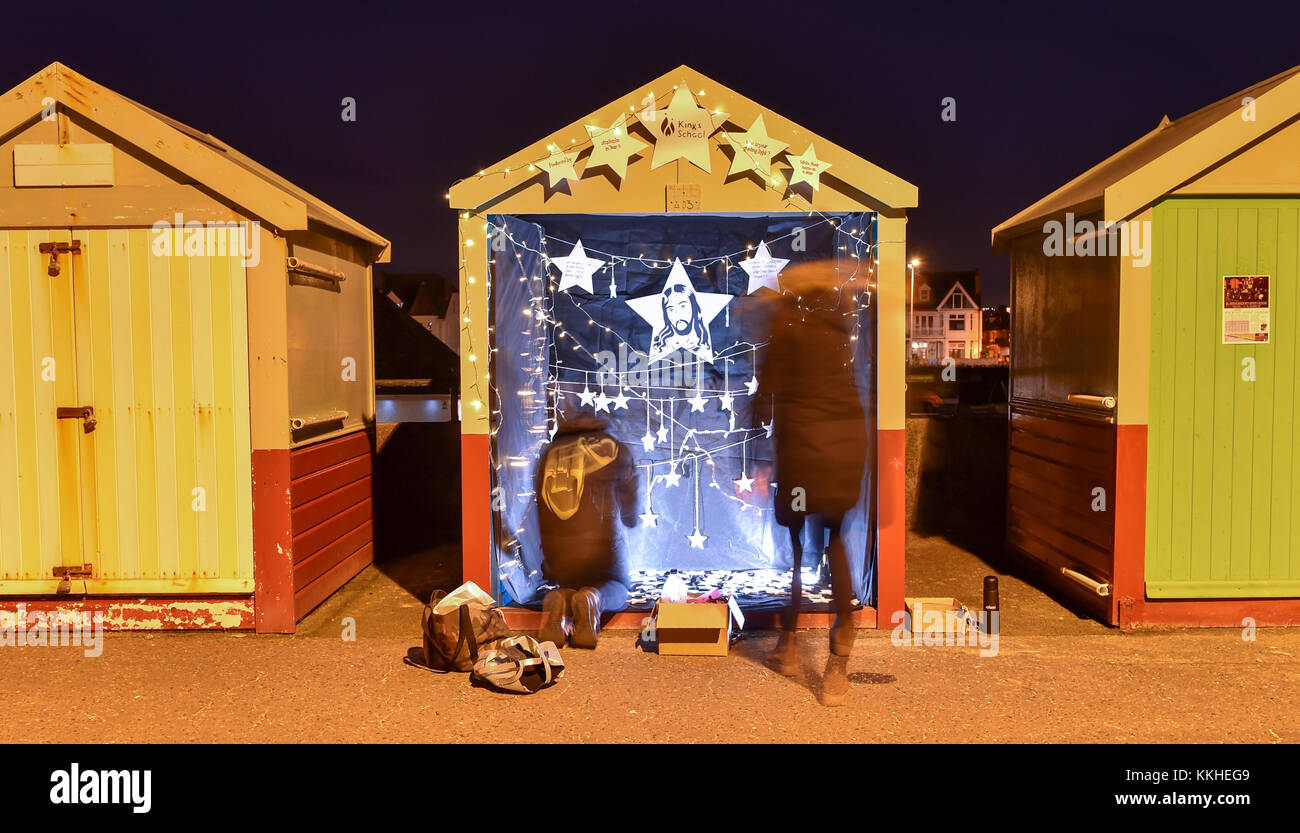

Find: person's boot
<box><xmin>822</xmin><ymin>654</ymin><xmax>850</xmax><ymax>707</ymax></box>
<box><xmin>765</xmin><ymin>631</ymin><xmax>800</xmax><ymax>676</ymax></box>
<box><xmin>570</xmin><ymin>587</ymin><xmax>603</xmax><ymax>649</ymax></box>
<box><xmin>830</xmin><ymin>615</ymin><xmax>856</xmax><ymax>658</ymax></box>
<box><xmin>539</xmin><ymin>589</ymin><xmax>572</xmax><ymax>647</ymax></box>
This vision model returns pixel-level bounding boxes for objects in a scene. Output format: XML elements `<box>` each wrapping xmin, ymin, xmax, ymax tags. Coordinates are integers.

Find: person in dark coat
<box><xmin>757</xmin><ymin>261</ymin><xmax>868</xmax><ymax>705</ymax></box>
<box><xmin>535</xmin><ymin>414</ymin><xmax>638</xmax><ymax>649</ymax></box>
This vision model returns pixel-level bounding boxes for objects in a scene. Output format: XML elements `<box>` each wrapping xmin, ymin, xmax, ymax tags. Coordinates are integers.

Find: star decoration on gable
<box><xmin>739</xmin><ymin>240</ymin><xmax>790</xmax><ymax>295</ymax></box>
<box><xmin>725</xmin><ymin>114</ymin><xmax>788</xmax><ymax>177</ymax></box>
<box><xmin>639</xmin><ymin>83</ymin><xmax>728</xmax><ymax>173</ymax></box>
<box><xmin>786</xmin><ymin>143</ymin><xmax>832</xmax><ymax>191</ymax></box>
<box><xmin>549</xmin><ymin>240</ymin><xmax>604</xmax><ymax>294</ymax></box>
<box><xmin>540</xmin><ymin>146</ymin><xmax>580</xmax><ymax>187</ymax></box>
<box><xmin>584</xmin><ymin>120</ymin><xmax>648</xmax><ymax>180</ymax></box>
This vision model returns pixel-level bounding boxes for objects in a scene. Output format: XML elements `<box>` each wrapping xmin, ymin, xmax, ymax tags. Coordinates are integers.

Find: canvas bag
<box><xmin>421</xmin><ymin>581</ymin><xmax>512</xmax><ymax>672</ymax></box>
<box><xmin>470</xmin><ymin>635</ymin><xmax>565</xmax><ymax>694</ymax></box>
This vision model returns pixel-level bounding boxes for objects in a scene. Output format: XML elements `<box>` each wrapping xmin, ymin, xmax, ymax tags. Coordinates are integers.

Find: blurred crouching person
<box><xmin>757</xmin><ymin>261</ymin><xmax>869</xmax><ymax>706</ymax></box>
<box><xmin>535</xmin><ymin>414</ymin><xmax>638</xmax><ymax>649</ymax></box>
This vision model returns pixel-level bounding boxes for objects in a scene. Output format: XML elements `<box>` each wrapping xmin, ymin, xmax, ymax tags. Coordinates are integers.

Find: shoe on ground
<box><xmin>570</xmin><ymin>587</ymin><xmax>603</xmax><ymax>649</ymax></box>
<box><xmin>539</xmin><ymin>589</ymin><xmax>571</xmax><ymax>647</ymax></box>
<box><xmin>822</xmin><ymin>654</ymin><xmax>850</xmax><ymax>707</ymax></box>
<box><xmin>765</xmin><ymin>631</ymin><xmax>800</xmax><ymax>677</ymax></box>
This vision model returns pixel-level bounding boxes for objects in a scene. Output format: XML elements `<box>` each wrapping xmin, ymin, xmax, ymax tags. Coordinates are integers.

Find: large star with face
<box><xmin>639</xmin><ymin>83</ymin><xmax>728</xmax><ymax>173</ymax></box>
<box><xmin>724</xmin><ymin>114</ymin><xmax>788</xmax><ymax>177</ymax></box>
<box><xmin>626</xmin><ymin>259</ymin><xmax>732</xmax><ymax>364</ymax></box>
<box><xmin>739</xmin><ymin>240</ymin><xmax>790</xmax><ymax>295</ymax></box>
<box><xmin>549</xmin><ymin>240</ymin><xmax>605</xmax><ymax>294</ymax></box>
<box><xmin>584</xmin><ymin>119</ymin><xmax>648</xmax><ymax>180</ymax></box>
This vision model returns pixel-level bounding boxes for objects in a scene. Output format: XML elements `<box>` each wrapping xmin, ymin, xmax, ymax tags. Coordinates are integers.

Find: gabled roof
<box><xmin>449</xmin><ymin>65</ymin><xmax>917</xmax><ymax>214</ymax></box>
<box><xmin>1</xmin><ymin>62</ymin><xmax>390</xmax><ymax>261</ymax></box>
<box><xmin>915</xmin><ymin>270</ymin><xmax>979</xmax><ymax>312</ymax></box>
<box><xmin>992</xmin><ymin>63</ymin><xmax>1300</xmax><ymax>253</ymax></box>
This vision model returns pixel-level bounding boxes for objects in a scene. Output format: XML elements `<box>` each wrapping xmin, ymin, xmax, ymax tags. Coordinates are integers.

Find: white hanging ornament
<box><xmin>550</xmin><ymin>240</ymin><xmax>604</xmax><ymax>294</ymax></box>
<box><xmin>745</xmin><ymin>375</ymin><xmax>760</xmax><ymax>396</ymax></box>
<box><xmin>739</xmin><ymin>240</ymin><xmax>790</xmax><ymax>295</ymax></box>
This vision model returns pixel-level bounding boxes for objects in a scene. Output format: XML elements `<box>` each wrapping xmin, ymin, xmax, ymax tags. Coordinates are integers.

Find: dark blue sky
<box><xmin>7</xmin><ymin>0</ymin><xmax>1300</xmax><ymax>304</ymax></box>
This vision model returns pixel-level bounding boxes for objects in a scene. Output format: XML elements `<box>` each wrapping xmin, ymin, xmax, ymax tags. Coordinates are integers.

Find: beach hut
<box><xmin>0</xmin><ymin>63</ymin><xmax>389</xmax><ymax>632</ymax></box>
<box><xmin>992</xmin><ymin>64</ymin><xmax>1300</xmax><ymax>626</ymax></box>
<box><xmin>448</xmin><ymin>66</ymin><xmax>916</xmax><ymax>628</ymax></box>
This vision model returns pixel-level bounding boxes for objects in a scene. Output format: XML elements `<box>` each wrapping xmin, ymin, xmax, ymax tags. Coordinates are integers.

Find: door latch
<box><xmin>56</xmin><ymin>405</ymin><xmax>96</xmax><ymax>433</ymax></box>
<box><xmin>52</xmin><ymin>564</ymin><xmax>94</xmax><ymax>594</ymax></box>
<box><xmin>38</xmin><ymin>240</ymin><xmax>81</xmax><ymax>278</ymax></box>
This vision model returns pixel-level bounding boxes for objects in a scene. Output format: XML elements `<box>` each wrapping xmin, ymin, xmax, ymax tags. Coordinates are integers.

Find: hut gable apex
<box><xmin>448</xmin><ymin>65</ymin><xmax>917</xmax><ymax>215</ymax></box>
<box><xmin>0</xmin><ymin>62</ymin><xmax>389</xmax><ymax>261</ymax></box>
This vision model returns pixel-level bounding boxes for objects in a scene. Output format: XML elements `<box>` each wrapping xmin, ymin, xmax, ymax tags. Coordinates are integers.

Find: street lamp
<box><xmin>908</xmin><ymin>258</ymin><xmax>920</xmax><ymax>362</ymax></box>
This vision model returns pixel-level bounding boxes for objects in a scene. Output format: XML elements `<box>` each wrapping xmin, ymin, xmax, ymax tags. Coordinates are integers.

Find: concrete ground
<box><xmin>3</xmin><ymin>533</ymin><xmax>1298</xmax><ymax>743</ymax></box>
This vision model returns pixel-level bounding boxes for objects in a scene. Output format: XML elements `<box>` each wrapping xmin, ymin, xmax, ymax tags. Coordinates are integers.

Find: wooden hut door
<box><xmin>0</xmin><ymin>228</ymin><xmax>256</xmax><ymax>596</ymax></box>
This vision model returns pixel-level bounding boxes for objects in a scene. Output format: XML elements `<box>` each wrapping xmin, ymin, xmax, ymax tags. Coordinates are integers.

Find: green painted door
<box><xmin>1147</xmin><ymin>198</ymin><xmax>1300</xmax><ymax>598</ymax></box>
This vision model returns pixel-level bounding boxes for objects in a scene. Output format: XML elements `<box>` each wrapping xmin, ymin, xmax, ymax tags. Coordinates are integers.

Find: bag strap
<box><xmin>458</xmin><ymin>603</ymin><xmax>481</xmax><ymax>662</ymax></box>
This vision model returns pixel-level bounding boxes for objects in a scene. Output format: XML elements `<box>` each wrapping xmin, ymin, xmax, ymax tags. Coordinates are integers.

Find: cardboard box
<box><xmin>904</xmin><ymin>596</ymin><xmax>972</xmax><ymax>636</ymax></box>
<box><xmin>654</xmin><ymin>597</ymin><xmax>743</xmax><ymax>656</ymax></box>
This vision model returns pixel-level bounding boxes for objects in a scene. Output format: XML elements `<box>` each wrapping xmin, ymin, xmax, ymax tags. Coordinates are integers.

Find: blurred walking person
<box><xmin>758</xmin><ymin>262</ymin><xmax>869</xmax><ymax>706</ymax></box>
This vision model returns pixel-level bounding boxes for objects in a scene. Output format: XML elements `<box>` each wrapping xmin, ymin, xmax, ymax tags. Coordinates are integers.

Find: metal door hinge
<box><xmin>52</xmin><ymin>564</ymin><xmax>94</xmax><ymax>580</ymax></box>
<box><xmin>56</xmin><ymin>405</ymin><xmax>96</xmax><ymax>433</ymax></box>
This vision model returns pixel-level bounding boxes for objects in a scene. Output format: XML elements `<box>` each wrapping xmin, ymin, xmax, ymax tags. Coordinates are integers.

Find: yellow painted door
<box><xmin>0</xmin><ymin>228</ymin><xmax>254</xmax><ymax>595</ymax></box>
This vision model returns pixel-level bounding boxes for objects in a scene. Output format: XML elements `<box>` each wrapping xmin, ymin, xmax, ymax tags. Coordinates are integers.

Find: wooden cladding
<box><xmin>1007</xmin><ymin>403</ymin><xmax>1116</xmax><ymax>620</ymax></box>
<box><xmin>289</xmin><ymin>430</ymin><xmax>374</xmax><ymax>620</ymax></box>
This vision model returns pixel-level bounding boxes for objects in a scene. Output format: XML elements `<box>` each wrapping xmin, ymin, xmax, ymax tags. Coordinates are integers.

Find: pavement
<box><xmin>2</xmin><ymin>534</ymin><xmax>1298</xmax><ymax>743</ymax></box>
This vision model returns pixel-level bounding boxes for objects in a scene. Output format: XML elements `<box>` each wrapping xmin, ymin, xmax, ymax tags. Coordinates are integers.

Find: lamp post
<box><xmin>908</xmin><ymin>258</ymin><xmax>920</xmax><ymax>363</ymax></box>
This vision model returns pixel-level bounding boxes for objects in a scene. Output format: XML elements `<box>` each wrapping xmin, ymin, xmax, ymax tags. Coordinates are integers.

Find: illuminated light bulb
<box><xmin>465</xmin><ymin>239</ymin><xmax>474</xmax><ymax>247</ymax></box>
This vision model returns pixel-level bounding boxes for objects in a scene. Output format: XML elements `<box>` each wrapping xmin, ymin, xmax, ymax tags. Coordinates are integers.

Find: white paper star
<box><xmin>550</xmin><ymin>240</ymin><xmax>604</xmax><ymax>294</ymax></box>
<box><xmin>724</xmin><ymin>114</ymin><xmax>789</xmax><ymax>177</ymax></box>
<box><xmin>739</xmin><ymin>240</ymin><xmax>790</xmax><ymax>295</ymax></box>
<box><xmin>745</xmin><ymin>376</ymin><xmax>759</xmax><ymax>396</ymax></box>
<box><xmin>578</xmin><ymin>386</ymin><xmax>596</xmax><ymax>407</ymax></box>
<box><xmin>626</xmin><ymin>259</ymin><xmax>732</xmax><ymax>364</ymax></box>
<box><xmin>786</xmin><ymin>143</ymin><xmax>832</xmax><ymax>191</ymax></box>
<box><xmin>763</xmin><ymin>420</ymin><xmax>773</xmax><ymax>438</ymax></box>
<box><xmin>640</xmin><ymin>509</ymin><xmax>659</xmax><ymax>527</ymax></box>
<box><xmin>593</xmin><ymin>391</ymin><xmax>611</xmax><ymax>413</ymax></box>
<box><xmin>719</xmin><ymin>391</ymin><xmax>734</xmax><ymax>412</ymax></box>
<box><xmin>641</xmin><ymin>431</ymin><xmax>656</xmax><ymax>453</ymax></box>
<box><xmin>734</xmin><ymin>471</ymin><xmax>755</xmax><ymax>495</ymax></box>
<box><xmin>639</xmin><ymin>83</ymin><xmax>727</xmax><ymax>173</ymax></box>
<box><xmin>656</xmin><ymin>425</ymin><xmax>669</xmax><ymax>444</ymax></box>
<box><xmin>540</xmin><ymin>147</ymin><xmax>580</xmax><ymax>187</ymax></box>
<box><xmin>687</xmin><ymin>529</ymin><xmax>708</xmax><ymax>549</ymax></box>
<box><xmin>663</xmin><ymin>468</ymin><xmax>682</xmax><ymax>488</ymax></box>
<box><xmin>584</xmin><ymin>120</ymin><xmax>648</xmax><ymax>180</ymax></box>
<box><xmin>612</xmin><ymin>391</ymin><xmax>630</xmax><ymax>410</ymax></box>
<box><xmin>688</xmin><ymin>393</ymin><xmax>706</xmax><ymax>412</ymax></box>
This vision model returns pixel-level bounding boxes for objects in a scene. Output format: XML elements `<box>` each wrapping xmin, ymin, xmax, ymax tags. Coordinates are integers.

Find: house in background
<box><xmin>908</xmin><ymin>269</ymin><xmax>983</xmax><ymax>363</ymax></box>
<box><xmin>982</xmin><ymin>305</ymin><xmax>1011</xmax><ymax>362</ymax></box>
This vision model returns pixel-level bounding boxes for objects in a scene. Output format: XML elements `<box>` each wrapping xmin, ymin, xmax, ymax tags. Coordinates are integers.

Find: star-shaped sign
<box><xmin>786</xmin><ymin>143</ymin><xmax>832</xmax><ymax>191</ymax></box>
<box><xmin>725</xmin><ymin>114</ymin><xmax>788</xmax><ymax>177</ymax></box>
<box><xmin>540</xmin><ymin>146</ymin><xmax>580</xmax><ymax>187</ymax></box>
<box><xmin>639</xmin><ymin>83</ymin><xmax>728</xmax><ymax>173</ymax></box>
<box><xmin>640</xmin><ymin>508</ymin><xmax>660</xmax><ymax>527</ymax></box>
<box><xmin>687</xmin><ymin>529</ymin><xmax>708</xmax><ymax>549</ymax></box>
<box><xmin>584</xmin><ymin>120</ymin><xmax>648</xmax><ymax>180</ymax></box>
<box><xmin>550</xmin><ymin>240</ymin><xmax>604</xmax><ymax>294</ymax></box>
<box><xmin>739</xmin><ymin>240</ymin><xmax>790</xmax><ymax>295</ymax></box>
<box><xmin>734</xmin><ymin>471</ymin><xmax>755</xmax><ymax>495</ymax></box>
<box><xmin>626</xmin><ymin>259</ymin><xmax>732</xmax><ymax>364</ymax></box>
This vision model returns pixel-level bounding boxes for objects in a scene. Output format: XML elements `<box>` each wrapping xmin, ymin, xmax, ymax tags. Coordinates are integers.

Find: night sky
<box><xmin>8</xmin><ymin>0</ymin><xmax>1300</xmax><ymax>305</ymax></box>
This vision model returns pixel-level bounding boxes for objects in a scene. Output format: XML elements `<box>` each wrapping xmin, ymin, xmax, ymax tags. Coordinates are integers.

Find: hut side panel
<box><xmin>1146</xmin><ymin>198</ymin><xmax>1300</xmax><ymax>598</ymax></box>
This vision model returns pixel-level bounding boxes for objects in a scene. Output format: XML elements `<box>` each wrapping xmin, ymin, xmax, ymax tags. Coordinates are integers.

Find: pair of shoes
<box><xmin>821</xmin><ymin>654</ymin><xmax>850</xmax><ymax>707</ymax></box>
<box><xmin>569</xmin><ymin>587</ymin><xmax>603</xmax><ymax>649</ymax></box>
<box><xmin>539</xmin><ymin>589</ymin><xmax>572</xmax><ymax>647</ymax></box>
<box><xmin>764</xmin><ymin>631</ymin><xmax>800</xmax><ymax>677</ymax></box>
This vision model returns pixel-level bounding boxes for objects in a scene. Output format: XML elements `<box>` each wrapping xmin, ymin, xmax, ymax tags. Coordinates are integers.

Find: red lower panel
<box><xmin>252</xmin><ymin>448</ymin><xmax>295</xmax><ymax>634</ymax></box>
<box><xmin>0</xmin><ymin>598</ymin><xmax>254</xmax><ymax>630</ymax></box>
<box><xmin>877</xmin><ymin>428</ymin><xmax>906</xmax><ymax>628</ymax></box>
<box><xmin>461</xmin><ymin>433</ymin><xmax>492</xmax><ymax>592</ymax></box>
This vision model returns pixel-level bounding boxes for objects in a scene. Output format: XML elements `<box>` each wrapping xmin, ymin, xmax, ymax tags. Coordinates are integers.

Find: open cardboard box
<box><xmin>654</xmin><ymin>595</ymin><xmax>744</xmax><ymax>656</ymax></box>
<box><xmin>904</xmin><ymin>596</ymin><xmax>972</xmax><ymax>636</ymax></box>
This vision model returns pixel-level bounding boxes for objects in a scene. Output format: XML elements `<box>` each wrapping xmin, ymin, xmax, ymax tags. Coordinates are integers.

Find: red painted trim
<box><xmin>501</xmin><ymin>606</ymin><xmax>878</xmax><ymax>630</ymax></box>
<box><xmin>289</xmin><ymin>430</ymin><xmax>372</xmax><ymax>479</ymax></box>
<box><xmin>461</xmin><ymin>433</ymin><xmax>493</xmax><ymax>592</ymax></box>
<box><xmin>1112</xmin><ymin>424</ymin><xmax>1148</xmax><ymax>627</ymax></box>
<box><xmin>1124</xmin><ymin>598</ymin><xmax>1300</xmax><ymax>628</ymax></box>
<box><xmin>293</xmin><ymin>543</ymin><xmax>373</xmax><ymax>621</ymax></box>
<box><xmin>876</xmin><ymin>428</ymin><xmax>906</xmax><ymax>629</ymax></box>
<box><xmin>252</xmin><ymin>448</ymin><xmax>295</xmax><ymax>634</ymax></box>
<box><xmin>0</xmin><ymin>597</ymin><xmax>254</xmax><ymax>630</ymax></box>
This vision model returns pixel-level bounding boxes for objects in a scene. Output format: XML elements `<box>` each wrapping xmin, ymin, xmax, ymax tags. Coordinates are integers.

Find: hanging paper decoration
<box><xmin>584</xmin><ymin>120</ymin><xmax>649</xmax><ymax>180</ymax></box>
<box><xmin>786</xmin><ymin>143</ymin><xmax>832</xmax><ymax>191</ymax></box>
<box><xmin>687</xmin><ymin>469</ymin><xmax>707</xmax><ymax>549</ymax></box>
<box><xmin>626</xmin><ymin>259</ymin><xmax>731</xmax><ymax>363</ymax></box>
<box><xmin>639</xmin><ymin>82</ymin><xmax>728</xmax><ymax>173</ymax></box>
<box><xmin>540</xmin><ymin>146</ymin><xmax>580</xmax><ymax>187</ymax></box>
<box><xmin>739</xmin><ymin>240</ymin><xmax>790</xmax><ymax>295</ymax></box>
<box><xmin>550</xmin><ymin>239</ymin><xmax>604</xmax><ymax>294</ymax></box>
<box><xmin>745</xmin><ymin>375</ymin><xmax>759</xmax><ymax>396</ymax></box>
<box><xmin>724</xmin><ymin>114</ymin><xmax>789</xmax><ymax>178</ymax></box>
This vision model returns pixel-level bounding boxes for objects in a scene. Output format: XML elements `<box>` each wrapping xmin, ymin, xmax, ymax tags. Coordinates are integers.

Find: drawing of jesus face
<box><xmin>652</xmin><ymin>282</ymin><xmax>710</xmax><ymax>360</ymax></box>
<box><xmin>666</xmin><ymin>291</ymin><xmax>694</xmax><ymax>335</ymax></box>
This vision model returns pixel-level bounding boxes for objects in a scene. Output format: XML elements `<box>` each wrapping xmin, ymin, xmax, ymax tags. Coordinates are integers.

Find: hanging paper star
<box><xmin>763</xmin><ymin>420</ymin><xmax>774</xmax><ymax>438</ymax></box>
<box><xmin>540</xmin><ymin>146</ymin><xmax>580</xmax><ymax>187</ymax></box>
<box><xmin>725</xmin><ymin>114</ymin><xmax>788</xmax><ymax>177</ymax></box>
<box><xmin>584</xmin><ymin>120</ymin><xmax>648</xmax><ymax>180</ymax></box>
<box><xmin>719</xmin><ymin>390</ymin><xmax>734</xmax><ymax>412</ymax></box>
<box><xmin>739</xmin><ymin>240</ymin><xmax>790</xmax><ymax>295</ymax></box>
<box><xmin>550</xmin><ymin>240</ymin><xmax>604</xmax><ymax>294</ymax></box>
<box><xmin>745</xmin><ymin>376</ymin><xmax>759</xmax><ymax>396</ymax></box>
<box><xmin>626</xmin><ymin>259</ymin><xmax>732</xmax><ymax>364</ymax></box>
<box><xmin>640</xmin><ymin>508</ymin><xmax>660</xmax><ymax>527</ymax></box>
<box><xmin>593</xmin><ymin>391</ymin><xmax>611</xmax><ymax>413</ymax></box>
<box><xmin>687</xmin><ymin>529</ymin><xmax>708</xmax><ymax>549</ymax></box>
<box><xmin>663</xmin><ymin>468</ymin><xmax>682</xmax><ymax>488</ymax></box>
<box><xmin>734</xmin><ymin>471</ymin><xmax>755</xmax><ymax>495</ymax></box>
<box><xmin>688</xmin><ymin>392</ymin><xmax>706</xmax><ymax>412</ymax></box>
<box><xmin>612</xmin><ymin>391</ymin><xmax>630</xmax><ymax>410</ymax></box>
<box><xmin>641</xmin><ymin>431</ymin><xmax>656</xmax><ymax>453</ymax></box>
<box><xmin>639</xmin><ymin>83</ymin><xmax>728</xmax><ymax>173</ymax></box>
<box><xmin>786</xmin><ymin>144</ymin><xmax>832</xmax><ymax>191</ymax></box>
<box><xmin>578</xmin><ymin>386</ymin><xmax>596</xmax><ymax>407</ymax></box>
<box><xmin>656</xmin><ymin>424</ymin><xmax>669</xmax><ymax>444</ymax></box>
